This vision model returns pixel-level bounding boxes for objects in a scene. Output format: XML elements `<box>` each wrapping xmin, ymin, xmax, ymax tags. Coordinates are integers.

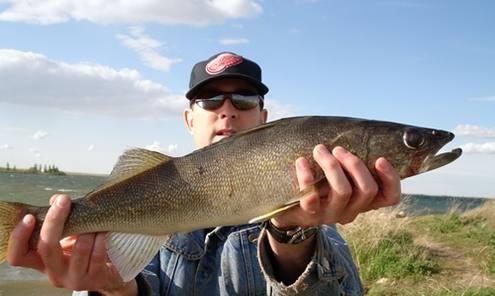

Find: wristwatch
<box><xmin>264</xmin><ymin>220</ymin><xmax>318</xmax><ymax>244</ymax></box>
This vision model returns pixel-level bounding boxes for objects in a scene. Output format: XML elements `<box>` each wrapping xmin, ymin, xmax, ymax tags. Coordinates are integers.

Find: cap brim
<box><xmin>185</xmin><ymin>73</ymin><xmax>269</xmax><ymax>100</ymax></box>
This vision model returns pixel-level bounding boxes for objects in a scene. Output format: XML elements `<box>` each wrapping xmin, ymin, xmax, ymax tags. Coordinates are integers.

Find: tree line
<box><xmin>1</xmin><ymin>162</ymin><xmax>66</xmax><ymax>175</ymax></box>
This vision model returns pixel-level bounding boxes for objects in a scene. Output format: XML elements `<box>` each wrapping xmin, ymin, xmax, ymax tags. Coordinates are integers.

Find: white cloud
<box><xmin>460</xmin><ymin>142</ymin><xmax>495</xmax><ymax>154</ymax></box>
<box><xmin>219</xmin><ymin>38</ymin><xmax>249</xmax><ymax>45</ymax></box>
<box><xmin>146</xmin><ymin>141</ymin><xmax>163</xmax><ymax>153</ymax></box>
<box><xmin>0</xmin><ymin>0</ymin><xmax>262</xmax><ymax>25</ymax></box>
<box><xmin>0</xmin><ymin>49</ymin><xmax>187</xmax><ymax>119</ymax></box>
<box><xmin>146</xmin><ymin>141</ymin><xmax>179</xmax><ymax>155</ymax></box>
<box><xmin>264</xmin><ymin>99</ymin><xmax>295</xmax><ymax>121</ymax></box>
<box><xmin>168</xmin><ymin>144</ymin><xmax>178</xmax><ymax>153</ymax></box>
<box><xmin>88</xmin><ymin>144</ymin><xmax>95</xmax><ymax>151</ymax></box>
<box><xmin>0</xmin><ymin>144</ymin><xmax>12</xmax><ymax>150</ymax></box>
<box><xmin>454</xmin><ymin>124</ymin><xmax>495</xmax><ymax>138</ymax></box>
<box><xmin>32</xmin><ymin>130</ymin><xmax>48</xmax><ymax>140</ymax></box>
<box><xmin>472</xmin><ymin>96</ymin><xmax>495</xmax><ymax>101</ymax></box>
<box><xmin>116</xmin><ymin>26</ymin><xmax>182</xmax><ymax>72</ymax></box>
<box><xmin>29</xmin><ymin>147</ymin><xmax>41</xmax><ymax>158</ymax></box>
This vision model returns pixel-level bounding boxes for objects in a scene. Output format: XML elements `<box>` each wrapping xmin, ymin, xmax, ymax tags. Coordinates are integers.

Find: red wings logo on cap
<box><xmin>205</xmin><ymin>53</ymin><xmax>243</xmax><ymax>75</ymax></box>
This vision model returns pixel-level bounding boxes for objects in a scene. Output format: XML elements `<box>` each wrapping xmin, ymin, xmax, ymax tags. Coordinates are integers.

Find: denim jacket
<box><xmin>74</xmin><ymin>224</ymin><xmax>363</xmax><ymax>295</ymax></box>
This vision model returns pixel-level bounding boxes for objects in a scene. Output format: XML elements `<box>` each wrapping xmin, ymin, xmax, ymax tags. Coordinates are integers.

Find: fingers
<box><xmin>38</xmin><ymin>194</ymin><xmax>72</xmax><ymax>284</ymax></box>
<box><xmin>49</xmin><ymin>194</ymin><xmax>57</xmax><ymax>205</ymax></box>
<box><xmin>88</xmin><ymin>233</ymin><xmax>111</xmax><ymax>277</ymax></box>
<box><xmin>7</xmin><ymin>214</ymin><xmax>44</xmax><ymax>271</ymax></box>
<box><xmin>68</xmin><ymin>233</ymin><xmax>96</xmax><ymax>277</ymax></box>
<box><xmin>313</xmin><ymin>145</ymin><xmax>352</xmax><ymax>222</ymax></box>
<box><xmin>367</xmin><ymin>157</ymin><xmax>401</xmax><ymax>210</ymax></box>
<box><xmin>279</xmin><ymin>145</ymin><xmax>401</xmax><ymax>228</ymax></box>
<box><xmin>295</xmin><ymin>157</ymin><xmax>320</xmax><ymax>214</ymax></box>
<box><xmin>60</xmin><ymin>235</ymin><xmax>78</xmax><ymax>256</ymax></box>
<box><xmin>331</xmin><ymin>146</ymin><xmax>378</xmax><ymax>222</ymax></box>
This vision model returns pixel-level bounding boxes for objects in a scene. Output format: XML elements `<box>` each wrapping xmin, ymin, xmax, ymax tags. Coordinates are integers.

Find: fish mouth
<box><xmin>419</xmin><ymin>148</ymin><xmax>462</xmax><ymax>173</ymax></box>
<box><xmin>415</xmin><ymin>130</ymin><xmax>462</xmax><ymax>174</ymax></box>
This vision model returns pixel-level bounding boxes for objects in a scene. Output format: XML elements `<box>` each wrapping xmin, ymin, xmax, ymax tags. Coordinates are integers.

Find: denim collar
<box><xmin>163</xmin><ymin>225</ymin><xmax>246</xmax><ymax>260</ymax></box>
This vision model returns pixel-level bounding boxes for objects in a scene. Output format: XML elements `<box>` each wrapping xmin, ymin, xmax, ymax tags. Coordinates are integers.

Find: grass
<box><xmin>351</xmin><ymin>229</ymin><xmax>440</xmax><ymax>281</ymax></box>
<box><xmin>338</xmin><ymin>200</ymin><xmax>495</xmax><ymax>295</ymax></box>
<box><xmin>432</xmin><ymin>288</ymin><xmax>495</xmax><ymax>296</ymax></box>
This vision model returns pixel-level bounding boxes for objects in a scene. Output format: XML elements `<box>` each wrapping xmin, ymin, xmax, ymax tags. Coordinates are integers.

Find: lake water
<box><xmin>0</xmin><ymin>173</ymin><xmax>105</xmax><ymax>295</ymax></box>
<box><xmin>0</xmin><ymin>172</ymin><xmax>488</xmax><ymax>295</ymax></box>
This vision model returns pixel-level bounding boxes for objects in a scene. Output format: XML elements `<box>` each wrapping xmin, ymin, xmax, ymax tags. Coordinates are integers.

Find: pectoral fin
<box><xmin>248</xmin><ymin>201</ymin><xmax>300</xmax><ymax>224</ymax></box>
<box><xmin>248</xmin><ymin>176</ymin><xmax>327</xmax><ymax>224</ymax></box>
<box><xmin>105</xmin><ymin>232</ymin><xmax>170</xmax><ymax>282</ymax></box>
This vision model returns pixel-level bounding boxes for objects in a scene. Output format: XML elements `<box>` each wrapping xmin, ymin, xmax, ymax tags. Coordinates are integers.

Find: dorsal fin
<box><xmin>91</xmin><ymin>148</ymin><xmax>172</xmax><ymax>194</ymax></box>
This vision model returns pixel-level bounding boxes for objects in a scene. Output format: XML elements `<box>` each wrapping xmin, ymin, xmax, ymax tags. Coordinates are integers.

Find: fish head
<box><xmin>364</xmin><ymin>122</ymin><xmax>462</xmax><ymax>179</ymax></box>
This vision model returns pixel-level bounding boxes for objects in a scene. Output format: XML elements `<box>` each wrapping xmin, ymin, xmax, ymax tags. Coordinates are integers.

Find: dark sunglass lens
<box><xmin>196</xmin><ymin>99</ymin><xmax>223</xmax><ymax>110</ymax></box>
<box><xmin>231</xmin><ymin>95</ymin><xmax>259</xmax><ymax>110</ymax></box>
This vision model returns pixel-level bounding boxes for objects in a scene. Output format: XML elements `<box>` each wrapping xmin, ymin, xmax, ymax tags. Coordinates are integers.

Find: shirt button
<box><xmin>248</xmin><ymin>233</ymin><xmax>258</xmax><ymax>243</ymax></box>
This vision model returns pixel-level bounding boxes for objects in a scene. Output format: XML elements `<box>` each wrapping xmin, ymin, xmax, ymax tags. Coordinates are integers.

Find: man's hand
<box><xmin>265</xmin><ymin>145</ymin><xmax>401</xmax><ymax>284</ymax></box>
<box><xmin>273</xmin><ymin>144</ymin><xmax>401</xmax><ymax>229</ymax></box>
<box><xmin>6</xmin><ymin>194</ymin><xmax>137</xmax><ymax>295</ymax></box>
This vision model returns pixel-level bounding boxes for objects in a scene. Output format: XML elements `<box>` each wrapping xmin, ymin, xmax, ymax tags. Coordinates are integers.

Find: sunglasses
<box><xmin>194</xmin><ymin>93</ymin><xmax>263</xmax><ymax>111</ymax></box>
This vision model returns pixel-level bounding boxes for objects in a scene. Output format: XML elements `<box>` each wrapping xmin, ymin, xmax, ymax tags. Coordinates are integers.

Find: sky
<box><xmin>0</xmin><ymin>0</ymin><xmax>494</xmax><ymax>198</ymax></box>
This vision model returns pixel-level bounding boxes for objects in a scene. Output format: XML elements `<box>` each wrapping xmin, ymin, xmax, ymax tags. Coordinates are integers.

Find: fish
<box><xmin>0</xmin><ymin>116</ymin><xmax>462</xmax><ymax>281</ymax></box>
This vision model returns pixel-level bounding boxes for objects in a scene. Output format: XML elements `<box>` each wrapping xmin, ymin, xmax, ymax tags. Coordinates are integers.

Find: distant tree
<box><xmin>6</xmin><ymin>162</ymin><xmax>9</xmax><ymax>171</ymax></box>
<box><xmin>44</xmin><ymin>164</ymin><xmax>48</xmax><ymax>173</ymax></box>
<box><xmin>13</xmin><ymin>165</ymin><xmax>16</xmax><ymax>171</ymax></box>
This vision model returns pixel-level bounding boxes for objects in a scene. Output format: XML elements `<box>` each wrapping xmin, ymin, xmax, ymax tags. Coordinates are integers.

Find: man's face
<box><xmin>184</xmin><ymin>78</ymin><xmax>268</xmax><ymax>148</ymax></box>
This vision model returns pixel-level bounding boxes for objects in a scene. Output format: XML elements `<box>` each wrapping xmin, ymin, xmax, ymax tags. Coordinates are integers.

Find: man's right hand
<box><xmin>6</xmin><ymin>194</ymin><xmax>137</xmax><ymax>295</ymax></box>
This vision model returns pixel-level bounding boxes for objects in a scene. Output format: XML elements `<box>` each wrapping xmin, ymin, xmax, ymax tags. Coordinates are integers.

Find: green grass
<box><xmin>415</xmin><ymin>211</ymin><xmax>495</xmax><ymax>276</ymax></box>
<box><xmin>432</xmin><ymin>288</ymin><xmax>495</xmax><ymax>296</ymax></box>
<box><xmin>366</xmin><ymin>286</ymin><xmax>495</xmax><ymax>296</ymax></box>
<box><xmin>338</xmin><ymin>200</ymin><xmax>495</xmax><ymax>295</ymax></box>
<box><xmin>357</xmin><ymin>230</ymin><xmax>440</xmax><ymax>281</ymax></box>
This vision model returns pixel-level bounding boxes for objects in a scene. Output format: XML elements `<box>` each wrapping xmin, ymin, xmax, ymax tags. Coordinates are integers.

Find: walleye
<box><xmin>0</xmin><ymin>116</ymin><xmax>462</xmax><ymax>281</ymax></box>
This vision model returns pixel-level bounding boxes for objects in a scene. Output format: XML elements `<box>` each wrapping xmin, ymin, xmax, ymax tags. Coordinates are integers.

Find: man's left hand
<box><xmin>272</xmin><ymin>144</ymin><xmax>401</xmax><ymax>229</ymax></box>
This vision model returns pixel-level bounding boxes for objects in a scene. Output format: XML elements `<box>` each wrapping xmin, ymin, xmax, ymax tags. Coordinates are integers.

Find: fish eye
<box><xmin>403</xmin><ymin>130</ymin><xmax>425</xmax><ymax>150</ymax></box>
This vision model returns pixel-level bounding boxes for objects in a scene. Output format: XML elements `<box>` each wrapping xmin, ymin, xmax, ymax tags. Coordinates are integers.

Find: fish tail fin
<box><xmin>0</xmin><ymin>201</ymin><xmax>27</xmax><ymax>263</ymax></box>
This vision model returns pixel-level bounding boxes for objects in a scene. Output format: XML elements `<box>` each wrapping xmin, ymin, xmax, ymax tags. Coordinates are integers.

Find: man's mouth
<box><xmin>216</xmin><ymin>128</ymin><xmax>237</xmax><ymax>137</ymax></box>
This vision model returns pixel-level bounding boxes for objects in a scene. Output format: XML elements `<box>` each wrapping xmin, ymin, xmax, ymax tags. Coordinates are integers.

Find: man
<box><xmin>7</xmin><ymin>52</ymin><xmax>401</xmax><ymax>295</ymax></box>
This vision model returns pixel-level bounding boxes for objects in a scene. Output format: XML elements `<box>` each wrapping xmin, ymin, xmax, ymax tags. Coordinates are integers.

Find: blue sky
<box><xmin>0</xmin><ymin>0</ymin><xmax>494</xmax><ymax>198</ymax></box>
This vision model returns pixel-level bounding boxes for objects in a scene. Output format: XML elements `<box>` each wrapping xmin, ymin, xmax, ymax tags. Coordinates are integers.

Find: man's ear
<box><xmin>184</xmin><ymin>108</ymin><xmax>194</xmax><ymax>134</ymax></box>
<box><xmin>260</xmin><ymin>109</ymin><xmax>268</xmax><ymax>124</ymax></box>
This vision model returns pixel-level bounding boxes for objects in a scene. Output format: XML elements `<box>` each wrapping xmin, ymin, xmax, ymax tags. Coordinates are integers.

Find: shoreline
<box><xmin>0</xmin><ymin>170</ymin><xmax>108</xmax><ymax>177</ymax></box>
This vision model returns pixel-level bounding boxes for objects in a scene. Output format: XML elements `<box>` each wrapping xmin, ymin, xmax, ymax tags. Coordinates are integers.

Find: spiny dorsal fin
<box><xmin>91</xmin><ymin>148</ymin><xmax>172</xmax><ymax>194</ymax></box>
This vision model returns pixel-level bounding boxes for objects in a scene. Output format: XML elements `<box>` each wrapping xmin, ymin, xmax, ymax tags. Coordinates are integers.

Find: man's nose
<box><xmin>218</xmin><ymin>98</ymin><xmax>238</xmax><ymax>119</ymax></box>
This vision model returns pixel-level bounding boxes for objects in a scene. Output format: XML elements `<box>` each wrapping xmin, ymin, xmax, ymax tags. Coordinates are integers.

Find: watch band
<box><xmin>264</xmin><ymin>220</ymin><xmax>318</xmax><ymax>244</ymax></box>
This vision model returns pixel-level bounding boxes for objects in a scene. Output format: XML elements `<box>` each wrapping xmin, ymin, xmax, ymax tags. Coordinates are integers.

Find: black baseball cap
<box><xmin>186</xmin><ymin>52</ymin><xmax>269</xmax><ymax>100</ymax></box>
